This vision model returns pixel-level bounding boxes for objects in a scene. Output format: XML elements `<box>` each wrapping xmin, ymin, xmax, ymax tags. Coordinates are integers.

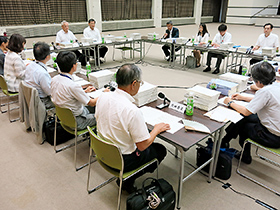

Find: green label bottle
<box><xmin>185</xmin><ymin>92</ymin><xmax>194</xmax><ymax>116</ymax></box>
<box><xmin>86</xmin><ymin>62</ymin><xmax>91</xmax><ymax>78</ymax></box>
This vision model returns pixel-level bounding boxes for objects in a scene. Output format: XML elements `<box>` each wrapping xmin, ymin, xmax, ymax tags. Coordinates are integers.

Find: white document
<box><xmin>47</xmin><ymin>67</ymin><xmax>56</xmax><ymax>73</ymax></box>
<box><xmin>204</xmin><ymin>106</ymin><xmax>243</xmax><ymax>123</ymax></box>
<box><xmin>182</xmin><ymin>119</ymin><xmax>210</xmax><ymax>134</ymax></box>
<box><xmin>218</xmin><ymin>97</ymin><xmax>249</xmax><ymax>107</ymax></box>
<box><xmin>72</xmin><ymin>74</ymin><xmax>83</xmax><ymax>81</ymax></box>
<box><xmin>87</xmin><ymin>88</ymin><xmax>105</xmax><ymax>98</ymax></box>
<box><xmin>140</xmin><ymin>106</ymin><xmax>184</xmax><ymax>134</ymax></box>
<box><xmin>74</xmin><ymin>80</ymin><xmax>91</xmax><ymax>87</ymax></box>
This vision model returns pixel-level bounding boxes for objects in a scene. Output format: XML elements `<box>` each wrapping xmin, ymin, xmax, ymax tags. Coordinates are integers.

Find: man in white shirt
<box><xmin>221</xmin><ymin>62</ymin><xmax>280</xmax><ymax>164</ymax></box>
<box><xmin>24</xmin><ymin>42</ymin><xmax>54</xmax><ymax>109</ymax></box>
<box><xmin>95</xmin><ymin>64</ymin><xmax>170</xmax><ymax>193</ymax></box>
<box><xmin>250</xmin><ymin>23</ymin><xmax>279</xmax><ymax>65</ymax></box>
<box><xmin>83</xmin><ymin>19</ymin><xmax>108</xmax><ymax>64</ymax></box>
<box><xmin>56</xmin><ymin>20</ymin><xmax>86</xmax><ymax>66</ymax></box>
<box><xmin>51</xmin><ymin>51</ymin><xmax>99</xmax><ymax>130</ymax></box>
<box><xmin>204</xmin><ymin>24</ymin><xmax>232</xmax><ymax>74</ymax></box>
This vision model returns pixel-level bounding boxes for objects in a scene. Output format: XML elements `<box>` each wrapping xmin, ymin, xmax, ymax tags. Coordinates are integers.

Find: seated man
<box><xmin>24</xmin><ymin>42</ymin><xmax>54</xmax><ymax>109</ymax></box>
<box><xmin>0</xmin><ymin>36</ymin><xmax>9</xmax><ymax>75</ymax></box>
<box><xmin>51</xmin><ymin>51</ymin><xmax>99</xmax><ymax>130</ymax></box>
<box><xmin>162</xmin><ymin>21</ymin><xmax>180</xmax><ymax>62</ymax></box>
<box><xmin>95</xmin><ymin>64</ymin><xmax>170</xmax><ymax>193</ymax></box>
<box><xmin>250</xmin><ymin>23</ymin><xmax>279</xmax><ymax>65</ymax></box>
<box><xmin>83</xmin><ymin>19</ymin><xmax>108</xmax><ymax>64</ymax></box>
<box><xmin>204</xmin><ymin>24</ymin><xmax>232</xmax><ymax>74</ymax></box>
<box><xmin>221</xmin><ymin>62</ymin><xmax>280</xmax><ymax>164</ymax></box>
<box><xmin>56</xmin><ymin>20</ymin><xmax>86</xmax><ymax>66</ymax></box>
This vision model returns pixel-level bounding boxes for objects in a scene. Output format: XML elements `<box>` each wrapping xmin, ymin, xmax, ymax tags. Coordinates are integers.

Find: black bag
<box><xmin>127</xmin><ymin>178</ymin><xmax>176</xmax><ymax>210</ymax></box>
<box><xmin>196</xmin><ymin>139</ymin><xmax>234</xmax><ymax>180</ymax></box>
<box><xmin>43</xmin><ymin>117</ymin><xmax>75</xmax><ymax>145</ymax></box>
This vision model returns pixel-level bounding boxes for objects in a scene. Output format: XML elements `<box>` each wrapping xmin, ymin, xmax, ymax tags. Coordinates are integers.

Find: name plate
<box><xmin>169</xmin><ymin>101</ymin><xmax>186</xmax><ymax>114</ymax></box>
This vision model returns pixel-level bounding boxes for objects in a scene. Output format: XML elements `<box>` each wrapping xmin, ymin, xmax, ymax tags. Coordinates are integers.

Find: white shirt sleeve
<box><xmin>212</xmin><ymin>33</ymin><xmax>219</xmax><ymax>44</ymax></box>
<box><xmin>56</xmin><ymin>31</ymin><xmax>62</xmax><ymax>44</ymax></box>
<box><xmin>70</xmin><ymin>83</ymin><xmax>91</xmax><ymax>105</ymax></box>
<box><xmin>128</xmin><ymin>109</ymin><xmax>151</xmax><ymax>143</ymax></box>
<box><xmin>246</xmin><ymin>89</ymin><xmax>268</xmax><ymax>114</ymax></box>
<box><xmin>83</xmin><ymin>27</ymin><xmax>90</xmax><ymax>38</ymax></box>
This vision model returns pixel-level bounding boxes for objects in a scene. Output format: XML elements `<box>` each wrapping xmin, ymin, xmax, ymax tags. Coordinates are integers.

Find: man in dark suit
<box><xmin>162</xmin><ymin>21</ymin><xmax>180</xmax><ymax>62</ymax></box>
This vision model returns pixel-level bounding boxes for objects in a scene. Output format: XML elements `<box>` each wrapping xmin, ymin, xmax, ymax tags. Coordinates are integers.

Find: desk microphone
<box><xmin>156</xmin><ymin>92</ymin><xmax>170</xmax><ymax>109</ymax></box>
<box><xmin>185</xmin><ymin>38</ymin><xmax>191</xmax><ymax>44</ymax></box>
<box><xmin>246</xmin><ymin>46</ymin><xmax>253</xmax><ymax>54</ymax></box>
<box><xmin>51</xmin><ymin>42</ymin><xmax>56</xmax><ymax>50</ymax></box>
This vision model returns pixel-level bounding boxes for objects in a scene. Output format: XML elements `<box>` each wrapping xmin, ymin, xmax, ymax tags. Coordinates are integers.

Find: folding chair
<box><xmin>236</xmin><ymin>138</ymin><xmax>280</xmax><ymax>196</ymax></box>
<box><xmin>0</xmin><ymin>75</ymin><xmax>19</xmax><ymax>122</ymax></box>
<box><xmin>87</xmin><ymin>126</ymin><xmax>158</xmax><ymax>210</ymax></box>
<box><xmin>54</xmin><ymin>105</ymin><xmax>95</xmax><ymax>171</ymax></box>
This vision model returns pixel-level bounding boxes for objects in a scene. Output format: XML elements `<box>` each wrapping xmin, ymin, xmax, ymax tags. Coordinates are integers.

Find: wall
<box><xmin>226</xmin><ymin>0</ymin><xmax>279</xmax><ymax>25</ymax></box>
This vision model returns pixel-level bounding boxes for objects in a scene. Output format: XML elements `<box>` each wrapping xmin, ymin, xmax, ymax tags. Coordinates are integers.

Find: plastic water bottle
<box><xmin>153</xmin><ymin>34</ymin><xmax>156</xmax><ymax>41</ymax></box>
<box><xmin>191</xmin><ymin>36</ymin><xmax>195</xmax><ymax>45</ymax></box>
<box><xmin>101</xmin><ymin>34</ymin><xmax>105</xmax><ymax>44</ymax></box>
<box><xmin>52</xmin><ymin>57</ymin><xmax>57</xmax><ymax>69</ymax></box>
<box><xmin>86</xmin><ymin>62</ymin><xmax>91</xmax><ymax>77</ymax></box>
<box><xmin>263</xmin><ymin>56</ymin><xmax>268</xmax><ymax>62</ymax></box>
<box><xmin>242</xmin><ymin>64</ymin><xmax>247</xmax><ymax>76</ymax></box>
<box><xmin>185</xmin><ymin>92</ymin><xmax>194</xmax><ymax>116</ymax></box>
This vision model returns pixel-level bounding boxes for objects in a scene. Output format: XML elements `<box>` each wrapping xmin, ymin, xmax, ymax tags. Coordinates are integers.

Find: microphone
<box><xmin>246</xmin><ymin>46</ymin><xmax>253</xmax><ymax>54</ymax></box>
<box><xmin>185</xmin><ymin>38</ymin><xmax>191</xmax><ymax>44</ymax></box>
<box><xmin>51</xmin><ymin>42</ymin><xmax>57</xmax><ymax>50</ymax></box>
<box><xmin>156</xmin><ymin>92</ymin><xmax>170</xmax><ymax>109</ymax></box>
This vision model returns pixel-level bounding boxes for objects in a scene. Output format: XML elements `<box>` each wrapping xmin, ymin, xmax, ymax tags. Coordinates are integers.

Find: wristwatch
<box><xmin>227</xmin><ymin>100</ymin><xmax>235</xmax><ymax>107</ymax></box>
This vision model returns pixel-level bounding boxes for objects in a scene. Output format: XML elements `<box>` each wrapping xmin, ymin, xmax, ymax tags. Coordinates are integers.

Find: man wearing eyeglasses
<box><xmin>95</xmin><ymin>64</ymin><xmax>170</xmax><ymax>193</ymax></box>
<box><xmin>250</xmin><ymin>23</ymin><xmax>279</xmax><ymax>65</ymax></box>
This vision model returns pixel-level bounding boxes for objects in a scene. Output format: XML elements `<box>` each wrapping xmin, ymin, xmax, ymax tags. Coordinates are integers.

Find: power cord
<box><xmin>166</xmin><ymin>148</ymin><xmax>278</xmax><ymax>210</ymax></box>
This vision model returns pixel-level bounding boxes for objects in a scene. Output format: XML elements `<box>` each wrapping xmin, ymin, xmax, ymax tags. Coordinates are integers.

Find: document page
<box><xmin>204</xmin><ymin>106</ymin><xmax>243</xmax><ymax>123</ymax></box>
<box><xmin>140</xmin><ymin>106</ymin><xmax>184</xmax><ymax>134</ymax></box>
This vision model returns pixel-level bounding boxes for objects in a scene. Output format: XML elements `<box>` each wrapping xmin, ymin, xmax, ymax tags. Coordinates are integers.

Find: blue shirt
<box><xmin>24</xmin><ymin>61</ymin><xmax>51</xmax><ymax>98</ymax></box>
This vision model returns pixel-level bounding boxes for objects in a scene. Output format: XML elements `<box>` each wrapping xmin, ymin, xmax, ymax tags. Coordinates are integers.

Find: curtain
<box><xmin>0</xmin><ymin>0</ymin><xmax>87</xmax><ymax>26</ymax></box>
<box><xmin>162</xmin><ymin>0</ymin><xmax>194</xmax><ymax>18</ymax></box>
<box><xmin>101</xmin><ymin>0</ymin><xmax>152</xmax><ymax>21</ymax></box>
<box><xmin>202</xmin><ymin>0</ymin><xmax>214</xmax><ymax>16</ymax></box>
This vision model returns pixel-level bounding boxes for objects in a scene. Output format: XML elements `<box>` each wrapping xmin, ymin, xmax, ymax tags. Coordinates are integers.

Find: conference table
<box><xmin>145</xmin><ymin>100</ymin><xmax>227</xmax><ymax>209</ymax></box>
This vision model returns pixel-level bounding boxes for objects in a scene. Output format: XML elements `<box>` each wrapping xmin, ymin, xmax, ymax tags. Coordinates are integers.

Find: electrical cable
<box><xmin>166</xmin><ymin>147</ymin><xmax>278</xmax><ymax>210</ymax></box>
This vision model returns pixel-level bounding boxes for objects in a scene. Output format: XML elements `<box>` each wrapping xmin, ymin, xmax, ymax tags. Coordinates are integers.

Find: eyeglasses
<box><xmin>137</xmin><ymin>80</ymin><xmax>144</xmax><ymax>86</ymax></box>
<box><xmin>132</xmin><ymin>80</ymin><xmax>144</xmax><ymax>86</ymax></box>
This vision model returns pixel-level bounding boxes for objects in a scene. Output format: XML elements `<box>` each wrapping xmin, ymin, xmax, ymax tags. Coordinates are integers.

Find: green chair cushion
<box><xmin>247</xmin><ymin>139</ymin><xmax>280</xmax><ymax>155</ymax></box>
<box><xmin>97</xmin><ymin>157</ymin><xmax>157</xmax><ymax>179</ymax></box>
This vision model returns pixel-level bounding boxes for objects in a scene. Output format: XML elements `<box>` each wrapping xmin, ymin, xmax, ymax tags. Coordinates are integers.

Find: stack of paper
<box><xmin>262</xmin><ymin>47</ymin><xmax>276</xmax><ymax>56</ymax></box>
<box><xmin>104</xmin><ymin>35</ymin><xmax>115</xmax><ymax>42</ymax></box>
<box><xmin>133</xmin><ymin>82</ymin><xmax>157</xmax><ymax>107</ymax></box>
<box><xmin>88</xmin><ymin>70</ymin><xmax>114</xmax><ymax>89</ymax></box>
<box><xmin>59</xmin><ymin>42</ymin><xmax>73</xmax><ymax>48</ymax></box>
<box><xmin>81</xmin><ymin>37</ymin><xmax>94</xmax><ymax>44</ymax></box>
<box><xmin>184</xmin><ymin>85</ymin><xmax>221</xmax><ymax>111</ymax></box>
<box><xmin>219</xmin><ymin>72</ymin><xmax>249</xmax><ymax>92</ymax></box>
<box><xmin>207</xmin><ymin>79</ymin><xmax>238</xmax><ymax>96</ymax></box>
<box><xmin>115</xmin><ymin>36</ymin><xmax>127</xmax><ymax>42</ymax></box>
<box><xmin>130</xmin><ymin>33</ymin><xmax>141</xmax><ymax>40</ymax></box>
<box><xmin>147</xmin><ymin>33</ymin><xmax>160</xmax><ymax>40</ymax></box>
